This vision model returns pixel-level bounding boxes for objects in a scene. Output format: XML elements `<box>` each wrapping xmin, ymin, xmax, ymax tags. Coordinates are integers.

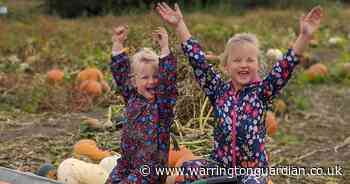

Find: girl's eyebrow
<box><xmin>232</xmin><ymin>58</ymin><xmax>241</xmax><ymax>61</ymax></box>
<box><xmin>247</xmin><ymin>57</ymin><xmax>256</xmax><ymax>60</ymax></box>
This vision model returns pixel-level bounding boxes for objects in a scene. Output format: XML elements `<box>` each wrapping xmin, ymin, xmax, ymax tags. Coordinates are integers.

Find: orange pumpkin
<box><xmin>266</xmin><ymin>111</ymin><xmax>278</xmax><ymax>136</ymax></box>
<box><xmin>273</xmin><ymin>99</ymin><xmax>287</xmax><ymax>114</ymax></box>
<box><xmin>168</xmin><ymin>146</ymin><xmax>193</xmax><ymax>167</ymax></box>
<box><xmin>79</xmin><ymin>80</ymin><xmax>103</xmax><ymax>97</ymax></box>
<box><xmin>77</xmin><ymin>68</ymin><xmax>104</xmax><ymax>83</ymax></box>
<box><xmin>73</xmin><ymin>139</ymin><xmax>111</xmax><ymax>161</ymax></box>
<box><xmin>305</xmin><ymin>63</ymin><xmax>328</xmax><ymax>81</ymax></box>
<box><xmin>47</xmin><ymin>69</ymin><xmax>64</xmax><ymax>84</ymax></box>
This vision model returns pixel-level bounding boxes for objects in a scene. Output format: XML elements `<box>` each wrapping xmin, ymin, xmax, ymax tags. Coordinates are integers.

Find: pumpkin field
<box><xmin>0</xmin><ymin>0</ymin><xmax>350</xmax><ymax>183</ymax></box>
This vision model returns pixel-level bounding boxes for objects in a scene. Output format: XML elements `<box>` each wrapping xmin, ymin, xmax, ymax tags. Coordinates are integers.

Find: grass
<box><xmin>0</xmin><ymin>1</ymin><xmax>349</xmax><ymax>116</ymax></box>
<box><xmin>1</xmin><ymin>2</ymin><xmax>350</xmax><ymax>184</ymax></box>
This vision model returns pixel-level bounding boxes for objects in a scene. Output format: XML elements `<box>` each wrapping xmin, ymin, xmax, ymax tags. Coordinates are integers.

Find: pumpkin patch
<box><xmin>305</xmin><ymin>63</ymin><xmax>328</xmax><ymax>81</ymax></box>
<box><xmin>47</xmin><ymin>69</ymin><xmax>64</xmax><ymax>84</ymax></box>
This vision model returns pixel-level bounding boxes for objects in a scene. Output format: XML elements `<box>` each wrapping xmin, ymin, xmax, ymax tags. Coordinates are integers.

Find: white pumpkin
<box><xmin>98</xmin><ymin>154</ymin><xmax>121</xmax><ymax>174</ymax></box>
<box><xmin>57</xmin><ymin>158</ymin><xmax>108</xmax><ymax>184</ymax></box>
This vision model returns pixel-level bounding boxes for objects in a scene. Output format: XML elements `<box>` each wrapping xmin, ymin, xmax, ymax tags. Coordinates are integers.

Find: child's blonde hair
<box><xmin>219</xmin><ymin>33</ymin><xmax>267</xmax><ymax>76</ymax></box>
<box><xmin>130</xmin><ymin>48</ymin><xmax>159</xmax><ymax>77</ymax></box>
<box><xmin>220</xmin><ymin>33</ymin><xmax>260</xmax><ymax>68</ymax></box>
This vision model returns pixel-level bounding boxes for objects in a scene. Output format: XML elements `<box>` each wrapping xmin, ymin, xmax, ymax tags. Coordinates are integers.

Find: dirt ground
<box><xmin>0</xmin><ymin>83</ymin><xmax>349</xmax><ymax>184</ymax></box>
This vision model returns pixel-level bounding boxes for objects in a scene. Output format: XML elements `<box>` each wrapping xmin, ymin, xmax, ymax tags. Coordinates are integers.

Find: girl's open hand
<box><xmin>300</xmin><ymin>6</ymin><xmax>323</xmax><ymax>38</ymax></box>
<box><xmin>152</xmin><ymin>27</ymin><xmax>169</xmax><ymax>50</ymax></box>
<box><xmin>112</xmin><ymin>25</ymin><xmax>128</xmax><ymax>52</ymax></box>
<box><xmin>153</xmin><ymin>27</ymin><xmax>170</xmax><ymax>56</ymax></box>
<box><xmin>156</xmin><ymin>2</ymin><xmax>183</xmax><ymax>28</ymax></box>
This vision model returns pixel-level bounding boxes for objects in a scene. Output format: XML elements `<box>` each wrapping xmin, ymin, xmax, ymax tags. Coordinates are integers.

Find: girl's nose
<box><xmin>240</xmin><ymin>60</ymin><xmax>249</xmax><ymax>67</ymax></box>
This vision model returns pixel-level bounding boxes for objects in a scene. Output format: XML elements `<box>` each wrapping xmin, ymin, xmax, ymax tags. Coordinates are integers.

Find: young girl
<box><xmin>105</xmin><ymin>25</ymin><xmax>177</xmax><ymax>184</ymax></box>
<box><xmin>156</xmin><ymin>3</ymin><xmax>322</xmax><ymax>184</ymax></box>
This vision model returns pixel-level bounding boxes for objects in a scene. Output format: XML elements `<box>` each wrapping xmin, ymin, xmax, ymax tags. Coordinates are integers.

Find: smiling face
<box><xmin>133</xmin><ymin>62</ymin><xmax>159</xmax><ymax>101</ymax></box>
<box><xmin>225</xmin><ymin>42</ymin><xmax>259</xmax><ymax>90</ymax></box>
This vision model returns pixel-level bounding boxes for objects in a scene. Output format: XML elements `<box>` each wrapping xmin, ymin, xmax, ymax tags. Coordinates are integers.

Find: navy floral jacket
<box><xmin>182</xmin><ymin>38</ymin><xmax>299</xmax><ymax>170</ymax></box>
<box><xmin>106</xmin><ymin>52</ymin><xmax>177</xmax><ymax>184</ymax></box>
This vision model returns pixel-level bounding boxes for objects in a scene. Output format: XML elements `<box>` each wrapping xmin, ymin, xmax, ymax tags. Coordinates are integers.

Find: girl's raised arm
<box><xmin>110</xmin><ymin>25</ymin><xmax>135</xmax><ymax>101</ymax></box>
<box><xmin>258</xmin><ymin>6</ymin><xmax>323</xmax><ymax>101</ymax></box>
<box><xmin>156</xmin><ymin>3</ymin><xmax>224</xmax><ymax>102</ymax></box>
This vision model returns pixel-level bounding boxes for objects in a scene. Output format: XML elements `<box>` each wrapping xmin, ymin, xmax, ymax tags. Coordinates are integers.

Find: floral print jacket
<box><xmin>106</xmin><ymin>52</ymin><xmax>177</xmax><ymax>184</ymax></box>
<box><xmin>181</xmin><ymin>38</ymin><xmax>299</xmax><ymax>170</ymax></box>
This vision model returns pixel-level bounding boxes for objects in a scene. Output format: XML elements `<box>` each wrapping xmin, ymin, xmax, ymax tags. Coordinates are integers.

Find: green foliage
<box><xmin>293</xmin><ymin>95</ymin><xmax>311</xmax><ymax>111</ymax></box>
<box><xmin>275</xmin><ymin>130</ymin><xmax>303</xmax><ymax>145</ymax></box>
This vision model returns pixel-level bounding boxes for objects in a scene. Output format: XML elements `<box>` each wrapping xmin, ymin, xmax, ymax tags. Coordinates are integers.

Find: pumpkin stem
<box><xmin>170</xmin><ymin>133</ymin><xmax>180</xmax><ymax>151</ymax></box>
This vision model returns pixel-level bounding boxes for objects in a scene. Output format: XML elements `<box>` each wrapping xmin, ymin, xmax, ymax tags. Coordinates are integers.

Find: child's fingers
<box><xmin>308</xmin><ymin>6</ymin><xmax>323</xmax><ymax>20</ymax></box>
<box><xmin>310</xmin><ymin>8</ymin><xmax>322</xmax><ymax>20</ymax></box>
<box><xmin>156</xmin><ymin>3</ymin><xmax>166</xmax><ymax>15</ymax></box>
<box><xmin>174</xmin><ymin>3</ymin><xmax>183</xmax><ymax>16</ymax></box>
<box><xmin>158</xmin><ymin>3</ymin><xmax>169</xmax><ymax>14</ymax></box>
<box><xmin>162</xmin><ymin>2</ymin><xmax>173</xmax><ymax>13</ymax></box>
<box><xmin>114</xmin><ymin>27</ymin><xmax>125</xmax><ymax>35</ymax></box>
<box><xmin>156</xmin><ymin>6</ymin><xmax>168</xmax><ymax>20</ymax></box>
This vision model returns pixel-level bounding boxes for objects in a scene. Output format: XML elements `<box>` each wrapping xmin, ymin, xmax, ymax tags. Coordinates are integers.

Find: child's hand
<box><xmin>156</xmin><ymin>2</ymin><xmax>183</xmax><ymax>28</ymax></box>
<box><xmin>155</xmin><ymin>2</ymin><xmax>191</xmax><ymax>43</ymax></box>
<box><xmin>153</xmin><ymin>27</ymin><xmax>169</xmax><ymax>49</ymax></box>
<box><xmin>112</xmin><ymin>25</ymin><xmax>128</xmax><ymax>53</ymax></box>
<box><xmin>299</xmin><ymin>6</ymin><xmax>323</xmax><ymax>38</ymax></box>
<box><xmin>153</xmin><ymin>27</ymin><xmax>170</xmax><ymax>57</ymax></box>
<box><xmin>293</xmin><ymin>6</ymin><xmax>323</xmax><ymax>55</ymax></box>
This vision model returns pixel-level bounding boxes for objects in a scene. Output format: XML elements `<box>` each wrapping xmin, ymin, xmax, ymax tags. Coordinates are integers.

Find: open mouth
<box><xmin>146</xmin><ymin>87</ymin><xmax>156</xmax><ymax>95</ymax></box>
<box><xmin>238</xmin><ymin>71</ymin><xmax>250</xmax><ymax>79</ymax></box>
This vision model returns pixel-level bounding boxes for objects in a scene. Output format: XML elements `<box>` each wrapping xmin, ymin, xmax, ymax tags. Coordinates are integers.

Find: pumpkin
<box><xmin>47</xmin><ymin>69</ymin><xmax>64</xmax><ymax>84</ymax></box>
<box><xmin>77</xmin><ymin>68</ymin><xmax>104</xmax><ymax>83</ymax></box>
<box><xmin>36</xmin><ymin>163</ymin><xmax>56</xmax><ymax>180</ymax></box>
<box><xmin>99</xmin><ymin>154</ymin><xmax>121</xmax><ymax>174</ymax></box>
<box><xmin>79</xmin><ymin>80</ymin><xmax>103</xmax><ymax>97</ymax></box>
<box><xmin>305</xmin><ymin>63</ymin><xmax>328</xmax><ymax>81</ymax></box>
<box><xmin>273</xmin><ymin>99</ymin><xmax>287</xmax><ymax>114</ymax></box>
<box><xmin>73</xmin><ymin>139</ymin><xmax>111</xmax><ymax>161</ymax></box>
<box><xmin>168</xmin><ymin>146</ymin><xmax>193</xmax><ymax>167</ymax></box>
<box><xmin>57</xmin><ymin>158</ymin><xmax>108</xmax><ymax>184</ymax></box>
<box><xmin>266</xmin><ymin>111</ymin><xmax>278</xmax><ymax>136</ymax></box>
